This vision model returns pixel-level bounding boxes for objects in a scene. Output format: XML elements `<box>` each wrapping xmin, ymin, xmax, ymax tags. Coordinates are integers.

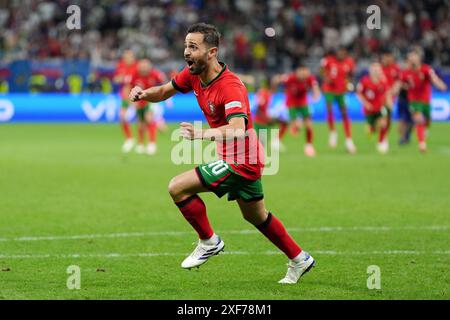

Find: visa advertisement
<box><xmin>0</xmin><ymin>92</ymin><xmax>449</xmax><ymax>123</ymax></box>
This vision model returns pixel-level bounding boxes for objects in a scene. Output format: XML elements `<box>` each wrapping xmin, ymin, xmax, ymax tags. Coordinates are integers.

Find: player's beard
<box><xmin>189</xmin><ymin>56</ymin><xmax>207</xmax><ymax>75</ymax></box>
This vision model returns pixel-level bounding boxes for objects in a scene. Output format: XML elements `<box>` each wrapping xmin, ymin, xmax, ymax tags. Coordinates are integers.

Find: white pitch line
<box><xmin>0</xmin><ymin>250</ymin><xmax>449</xmax><ymax>260</ymax></box>
<box><xmin>0</xmin><ymin>225</ymin><xmax>448</xmax><ymax>243</ymax></box>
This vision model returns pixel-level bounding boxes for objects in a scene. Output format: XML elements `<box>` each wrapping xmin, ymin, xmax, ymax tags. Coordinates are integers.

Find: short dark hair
<box><xmin>187</xmin><ymin>23</ymin><xmax>221</xmax><ymax>48</ymax></box>
<box><xmin>380</xmin><ymin>46</ymin><xmax>393</xmax><ymax>55</ymax></box>
<box><xmin>408</xmin><ymin>46</ymin><xmax>423</xmax><ymax>57</ymax></box>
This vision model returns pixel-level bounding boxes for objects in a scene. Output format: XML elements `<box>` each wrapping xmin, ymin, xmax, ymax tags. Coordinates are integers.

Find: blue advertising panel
<box><xmin>0</xmin><ymin>92</ymin><xmax>449</xmax><ymax>123</ymax></box>
<box><xmin>8</xmin><ymin>60</ymin><xmax>32</xmax><ymax>93</ymax></box>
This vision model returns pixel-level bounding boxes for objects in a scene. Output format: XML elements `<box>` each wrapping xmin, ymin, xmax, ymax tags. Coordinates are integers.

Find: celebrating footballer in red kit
<box><xmin>129</xmin><ymin>23</ymin><xmax>315</xmax><ymax>284</ymax></box>
<box><xmin>320</xmin><ymin>47</ymin><xmax>356</xmax><ymax>153</ymax></box>
<box><xmin>399</xmin><ymin>49</ymin><xmax>447</xmax><ymax>152</ymax></box>
<box><xmin>357</xmin><ymin>62</ymin><xmax>391</xmax><ymax>154</ymax></box>
<box><xmin>114</xmin><ymin>50</ymin><xmax>138</xmax><ymax>152</ymax></box>
<box><xmin>272</xmin><ymin>66</ymin><xmax>321</xmax><ymax>157</ymax></box>
<box><xmin>126</xmin><ymin>59</ymin><xmax>165</xmax><ymax>155</ymax></box>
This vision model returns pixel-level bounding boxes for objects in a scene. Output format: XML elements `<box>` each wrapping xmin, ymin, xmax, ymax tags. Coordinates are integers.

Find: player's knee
<box><xmin>168</xmin><ymin>177</ymin><xmax>182</xmax><ymax>199</ymax></box>
<box><xmin>413</xmin><ymin>114</ymin><xmax>424</xmax><ymax>124</ymax></box>
<box><xmin>241</xmin><ymin>208</ymin><xmax>268</xmax><ymax>226</ymax></box>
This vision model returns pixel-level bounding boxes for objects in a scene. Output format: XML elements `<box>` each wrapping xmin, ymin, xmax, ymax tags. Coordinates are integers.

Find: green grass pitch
<box><xmin>0</xmin><ymin>122</ymin><xmax>449</xmax><ymax>300</ymax></box>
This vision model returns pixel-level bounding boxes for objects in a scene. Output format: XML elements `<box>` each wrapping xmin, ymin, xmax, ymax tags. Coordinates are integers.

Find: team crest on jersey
<box><xmin>208</xmin><ymin>101</ymin><xmax>215</xmax><ymax>114</ymax></box>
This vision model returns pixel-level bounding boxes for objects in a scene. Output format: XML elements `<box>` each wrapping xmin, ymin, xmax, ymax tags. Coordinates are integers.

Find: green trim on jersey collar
<box><xmin>201</xmin><ymin>62</ymin><xmax>227</xmax><ymax>88</ymax></box>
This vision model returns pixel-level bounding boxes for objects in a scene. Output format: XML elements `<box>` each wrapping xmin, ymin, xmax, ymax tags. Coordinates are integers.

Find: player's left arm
<box><xmin>429</xmin><ymin>69</ymin><xmax>447</xmax><ymax>91</ymax></box>
<box><xmin>385</xmin><ymin>85</ymin><xmax>393</xmax><ymax>109</ymax></box>
<box><xmin>310</xmin><ymin>77</ymin><xmax>321</xmax><ymax>102</ymax></box>
<box><xmin>180</xmin><ymin>117</ymin><xmax>246</xmax><ymax>141</ymax></box>
<box><xmin>346</xmin><ymin>59</ymin><xmax>356</xmax><ymax>91</ymax></box>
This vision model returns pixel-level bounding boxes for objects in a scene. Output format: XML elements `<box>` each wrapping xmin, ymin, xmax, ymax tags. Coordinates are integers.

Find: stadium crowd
<box><xmin>1</xmin><ymin>0</ymin><xmax>450</xmax><ymax>74</ymax></box>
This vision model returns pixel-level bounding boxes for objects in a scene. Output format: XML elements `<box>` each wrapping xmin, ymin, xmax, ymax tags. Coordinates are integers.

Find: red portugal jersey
<box><xmin>129</xmin><ymin>69</ymin><xmax>165</xmax><ymax>108</ymax></box>
<box><xmin>381</xmin><ymin>62</ymin><xmax>401</xmax><ymax>89</ymax></box>
<box><xmin>321</xmin><ymin>55</ymin><xmax>354</xmax><ymax>94</ymax></box>
<box><xmin>357</xmin><ymin>75</ymin><xmax>388</xmax><ymax>114</ymax></box>
<box><xmin>114</xmin><ymin>60</ymin><xmax>138</xmax><ymax>99</ymax></box>
<box><xmin>284</xmin><ymin>74</ymin><xmax>318</xmax><ymax>108</ymax></box>
<box><xmin>254</xmin><ymin>88</ymin><xmax>272</xmax><ymax>125</ymax></box>
<box><xmin>400</xmin><ymin>64</ymin><xmax>433</xmax><ymax>103</ymax></box>
<box><xmin>172</xmin><ymin>63</ymin><xmax>264</xmax><ymax>180</ymax></box>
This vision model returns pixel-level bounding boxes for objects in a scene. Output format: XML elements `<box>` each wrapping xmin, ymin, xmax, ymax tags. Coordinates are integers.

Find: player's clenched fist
<box><xmin>129</xmin><ymin>86</ymin><xmax>145</xmax><ymax>102</ymax></box>
<box><xmin>180</xmin><ymin>122</ymin><xmax>202</xmax><ymax>140</ymax></box>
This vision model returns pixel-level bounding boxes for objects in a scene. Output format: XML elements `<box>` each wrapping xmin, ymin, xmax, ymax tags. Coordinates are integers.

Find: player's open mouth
<box><xmin>186</xmin><ymin>59</ymin><xmax>194</xmax><ymax>70</ymax></box>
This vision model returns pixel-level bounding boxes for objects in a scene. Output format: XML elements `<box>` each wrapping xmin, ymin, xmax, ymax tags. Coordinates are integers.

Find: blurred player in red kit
<box><xmin>272</xmin><ymin>66</ymin><xmax>321</xmax><ymax>157</ymax></box>
<box><xmin>399</xmin><ymin>49</ymin><xmax>447</xmax><ymax>152</ymax></box>
<box><xmin>113</xmin><ymin>50</ymin><xmax>138</xmax><ymax>153</ymax></box>
<box><xmin>357</xmin><ymin>62</ymin><xmax>392</xmax><ymax>154</ymax></box>
<box><xmin>320</xmin><ymin>48</ymin><xmax>356</xmax><ymax>153</ymax></box>
<box><xmin>380</xmin><ymin>48</ymin><xmax>402</xmax><ymax>134</ymax></box>
<box><xmin>126</xmin><ymin>59</ymin><xmax>166</xmax><ymax>155</ymax></box>
<box><xmin>130</xmin><ymin>23</ymin><xmax>315</xmax><ymax>284</ymax></box>
<box><xmin>253</xmin><ymin>78</ymin><xmax>288</xmax><ymax>151</ymax></box>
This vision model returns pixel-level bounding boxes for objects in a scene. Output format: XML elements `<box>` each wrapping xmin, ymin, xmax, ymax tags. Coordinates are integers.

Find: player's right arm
<box><xmin>319</xmin><ymin>57</ymin><xmax>329</xmax><ymax>83</ymax></box>
<box><xmin>356</xmin><ymin>81</ymin><xmax>373</xmax><ymax>111</ymax></box>
<box><xmin>429</xmin><ymin>68</ymin><xmax>447</xmax><ymax>92</ymax></box>
<box><xmin>129</xmin><ymin>81</ymin><xmax>177</xmax><ymax>103</ymax></box>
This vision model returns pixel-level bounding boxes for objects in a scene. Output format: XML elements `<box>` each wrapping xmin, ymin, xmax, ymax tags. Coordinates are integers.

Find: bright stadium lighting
<box><xmin>265</xmin><ymin>27</ymin><xmax>276</xmax><ymax>37</ymax></box>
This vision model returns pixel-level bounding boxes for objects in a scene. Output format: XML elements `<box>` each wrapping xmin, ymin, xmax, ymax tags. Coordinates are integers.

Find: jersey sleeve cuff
<box><xmin>226</xmin><ymin>112</ymin><xmax>248</xmax><ymax>124</ymax></box>
<box><xmin>171</xmin><ymin>79</ymin><xmax>188</xmax><ymax>93</ymax></box>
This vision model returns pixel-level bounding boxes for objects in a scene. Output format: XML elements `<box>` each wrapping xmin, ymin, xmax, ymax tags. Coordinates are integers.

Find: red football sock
<box><xmin>121</xmin><ymin>122</ymin><xmax>132</xmax><ymax>139</ymax></box>
<box><xmin>342</xmin><ymin>114</ymin><xmax>352</xmax><ymax>138</ymax></box>
<box><xmin>327</xmin><ymin>110</ymin><xmax>335</xmax><ymax>131</ymax></box>
<box><xmin>416</xmin><ymin>123</ymin><xmax>425</xmax><ymax>143</ymax></box>
<box><xmin>279</xmin><ymin>123</ymin><xmax>288</xmax><ymax>140</ymax></box>
<box><xmin>175</xmin><ymin>195</ymin><xmax>214</xmax><ymax>240</ymax></box>
<box><xmin>137</xmin><ymin>125</ymin><xmax>145</xmax><ymax>144</ymax></box>
<box><xmin>306</xmin><ymin>127</ymin><xmax>313</xmax><ymax>144</ymax></box>
<box><xmin>147</xmin><ymin>122</ymin><xmax>157</xmax><ymax>143</ymax></box>
<box><xmin>386</xmin><ymin>116</ymin><xmax>392</xmax><ymax>132</ymax></box>
<box><xmin>378</xmin><ymin>126</ymin><xmax>388</xmax><ymax>143</ymax></box>
<box><xmin>256</xmin><ymin>213</ymin><xmax>302</xmax><ymax>259</ymax></box>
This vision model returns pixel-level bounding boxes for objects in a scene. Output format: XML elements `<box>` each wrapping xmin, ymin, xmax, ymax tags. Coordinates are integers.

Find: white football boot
<box><xmin>419</xmin><ymin>141</ymin><xmax>427</xmax><ymax>153</ymax></box>
<box><xmin>146</xmin><ymin>143</ymin><xmax>157</xmax><ymax>155</ymax></box>
<box><xmin>377</xmin><ymin>140</ymin><xmax>389</xmax><ymax>154</ymax></box>
<box><xmin>181</xmin><ymin>236</ymin><xmax>225</xmax><ymax>270</ymax></box>
<box><xmin>328</xmin><ymin>131</ymin><xmax>338</xmax><ymax>148</ymax></box>
<box><xmin>304</xmin><ymin>144</ymin><xmax>316</xmax><ymax>157</ymax></box>
<box><xmin>135</xmin><ymin>144</ymin><xmax>145</xmax><ymax>154</ymax></box>
<box><xmin>345</xmin><ymin>138</ymin><xmax>357</xmax><ymax>154</ymax></box>
<box><xmin>121</xmin><ymin>138</ymin><xmax>135</xmax><ymax>153</ymax></box>
<box><xmin>278</xmin><ymin>251</ymin><xmax>315</xmax><ymax>284</ymax></box>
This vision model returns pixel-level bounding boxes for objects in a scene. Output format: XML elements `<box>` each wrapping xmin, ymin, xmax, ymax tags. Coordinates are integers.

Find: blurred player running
<box><xmin>126</xmin><ymin>59</ymin><xmax>166</xmax><ymax>155</ymax></box>
<box><xmin>357</xmin><ymin>62</ymin><xmax>391</xmax><ymax>154</ymax></box>
<box><xmin>114</xmin><ymin>50</ymin><xmax>138</xmax><ymax>153</ymax></box>
<box><xmin>380</xmin><ymin>48</ymin><xmax>402</xmax><ymax>134</ymax></box>
<box><xmin>399</xmin><ymin>49</ymin><xmax>447</xmax><ymax>152</ymax></box>
<box><xmin>272</xmin><ymin>66</ymin><xmax>321</xmax><ymax>157</ymax></box>
<box><xmin>253</xmin><ymin>78</ymin><xmax>288</xmax><ymax>150</ymax></box>
<box><xmin>130</xmin><ymin>23</ymin><xmax>315</xmax><ymax>284</ymax></box>
<box><xmin>320</xmin><ymin>48</ymin><xmax>356</xmax><ymax>153</ymax></box>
